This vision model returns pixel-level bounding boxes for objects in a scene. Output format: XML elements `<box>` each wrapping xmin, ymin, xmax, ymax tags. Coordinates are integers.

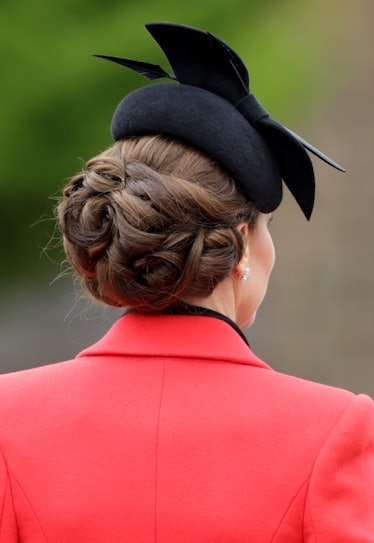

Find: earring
<box><xmin>240</xmin><ymin>266</ymin><xmax>251</xmax><ymax>281</ymax></box>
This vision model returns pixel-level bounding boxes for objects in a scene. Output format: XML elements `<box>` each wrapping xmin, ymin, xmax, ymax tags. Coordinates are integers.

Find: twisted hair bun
<box><xmin>58</xmin><ymin>135</ymin><xmax>258</xmax><ymax>312</ymax></box>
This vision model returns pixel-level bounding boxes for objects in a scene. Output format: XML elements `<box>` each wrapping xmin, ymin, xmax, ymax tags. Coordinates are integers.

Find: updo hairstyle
<box><xmin>58</xmin><ymin>135</ymin><xmax>259</xmax><ymax>312</ymax></box>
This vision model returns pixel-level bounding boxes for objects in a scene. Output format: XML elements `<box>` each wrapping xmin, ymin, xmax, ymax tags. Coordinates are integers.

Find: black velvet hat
<box><xmin>95</xmin><ymin>22</ymin><xmax>344</xmax><ymax>219</ymax></box>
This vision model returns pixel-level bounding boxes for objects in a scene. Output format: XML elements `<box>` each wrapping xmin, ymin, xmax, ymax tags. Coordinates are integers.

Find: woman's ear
<box><xmin>233</xmin><ymin>222</ymin><xmax>251</xmax><ymax>280</ymax></box>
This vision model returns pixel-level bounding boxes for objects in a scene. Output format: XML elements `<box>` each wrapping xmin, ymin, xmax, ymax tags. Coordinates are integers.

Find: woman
<box><xmin>0</xmin><ymin>22</ymin><xmax>373</xmax><ymax>542</ymax></box>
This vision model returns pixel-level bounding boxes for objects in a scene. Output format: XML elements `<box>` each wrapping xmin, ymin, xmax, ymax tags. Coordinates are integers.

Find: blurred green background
<box><xmin>1</xmin><ymin>0</ymin><xmax>373</xmax><ymax>395</ymax></box>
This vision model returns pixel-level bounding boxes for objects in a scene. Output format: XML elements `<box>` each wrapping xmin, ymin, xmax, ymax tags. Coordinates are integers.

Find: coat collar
<box><xmin>77</xmin><ymin>313</ymin><xmax>272</xmax><ymax>370</ymax></box>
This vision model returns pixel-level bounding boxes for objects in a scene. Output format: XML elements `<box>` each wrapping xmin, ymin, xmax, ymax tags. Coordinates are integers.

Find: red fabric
<box><xmin>0</xmin><ymin>313</ymin><xmax>373</xmax><ymax>542</ymax></box>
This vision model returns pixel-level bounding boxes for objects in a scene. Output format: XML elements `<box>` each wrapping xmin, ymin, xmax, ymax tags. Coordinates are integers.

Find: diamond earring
<box><xmin>240</xmin><ymin>266</ymin><xmax>251</xmax><ymax>281</ymax></box>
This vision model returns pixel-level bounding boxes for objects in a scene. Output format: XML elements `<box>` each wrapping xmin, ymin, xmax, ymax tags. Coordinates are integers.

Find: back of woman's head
<box><xmin>58</xmin><ymin>135</ymin><xmax>258</xmax><ymax>312</ymax></box>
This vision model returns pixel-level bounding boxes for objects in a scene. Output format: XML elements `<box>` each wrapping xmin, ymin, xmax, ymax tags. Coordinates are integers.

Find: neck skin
<box><xmin>192</xmin><ymin>272</ymin><xmax>240</xmax><ymax>325</ymax></box>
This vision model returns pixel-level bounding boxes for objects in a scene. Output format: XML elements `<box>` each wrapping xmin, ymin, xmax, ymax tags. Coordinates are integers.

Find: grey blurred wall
<box><xmin>253</xmin><ymin>1</ymin><xmax>374</xmax><ymax>396</ymax></box>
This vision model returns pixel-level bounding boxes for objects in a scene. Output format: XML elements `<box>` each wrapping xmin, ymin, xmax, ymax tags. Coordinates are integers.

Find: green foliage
<box><xmin>0</xmin><ymin>0</ymin><xmax>348</xmax><ymax>284</ymax></box>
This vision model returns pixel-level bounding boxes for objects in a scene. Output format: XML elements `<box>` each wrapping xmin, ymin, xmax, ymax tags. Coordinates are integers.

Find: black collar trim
<box><xmin>164</xmin><ymin>304</ymin><xmax>250</xmax><ymax>347</ymax></box>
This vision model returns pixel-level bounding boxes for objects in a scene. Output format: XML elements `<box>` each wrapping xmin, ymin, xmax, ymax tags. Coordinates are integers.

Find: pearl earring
<box><xmin>240</xmin><ymin>266</ymin><xmax>251</xmax><ymax>281</ymax></box>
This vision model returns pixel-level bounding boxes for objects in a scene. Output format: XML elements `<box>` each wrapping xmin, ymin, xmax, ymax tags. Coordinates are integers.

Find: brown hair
<box><xmin>57</xmin><ymin>135</ymin><xmax>259</xmax><ymax>312</ymax></box>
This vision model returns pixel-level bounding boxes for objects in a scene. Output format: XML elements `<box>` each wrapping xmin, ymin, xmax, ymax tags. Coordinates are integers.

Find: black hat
<box><xmin>95</xmin><ymin>22</ymin><xmax>345</xmax><ymax>220</ymax></box>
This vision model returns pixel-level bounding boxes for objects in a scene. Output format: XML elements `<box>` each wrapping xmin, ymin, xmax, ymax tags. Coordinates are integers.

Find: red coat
<box><xmin>0</xmin><ymin>313</ymin><xmax>373</xmax><ymax>541</ymax></box>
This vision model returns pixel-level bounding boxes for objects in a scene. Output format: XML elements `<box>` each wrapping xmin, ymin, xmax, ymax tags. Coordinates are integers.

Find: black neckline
<box><xmin>164</xmin><ymin>304</ymin><xmax>250</xmax><ymax>347</ymax></box>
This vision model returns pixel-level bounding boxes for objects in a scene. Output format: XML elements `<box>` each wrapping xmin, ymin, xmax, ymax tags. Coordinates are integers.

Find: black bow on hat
<box><xmin>95</xmin><ymin>22</ymin><xmax>345</xmax><ymax>219</ymax></box>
